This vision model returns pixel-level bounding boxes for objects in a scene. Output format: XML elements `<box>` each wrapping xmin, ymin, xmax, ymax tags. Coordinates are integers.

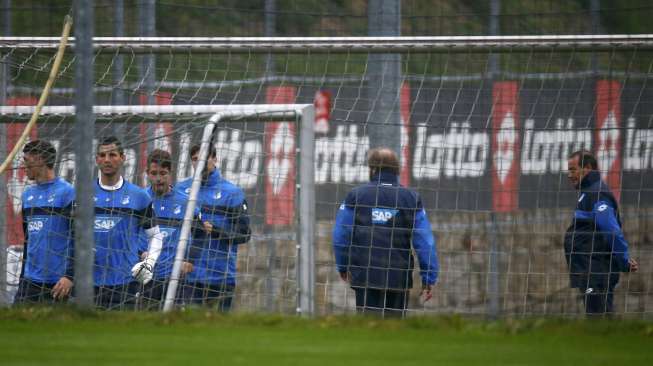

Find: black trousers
<box><xmin>182</xmin><ymin>282</ymin><xmax>235</xmax><ymax>312</ymax></box>
<box><xmin>138</xmin><ymin>278</ymin><xmax>187</xmax><ymax>311</ymax></box>
<box><xmin>352</xmin><ymin>287</ymin><xmax>408</xmax><ymax>318</ymax></box>
<box><xmin>94</xmin><ymin>282</ymin><xmax>140</xmax><ymax>310</ymax></box>
<box><xmin>581</xmin><ymin>286</ymin><xmax>615</xmax><ymax>316</ymax></box>
<box><xmin>138</xmin><ymin>278</ymin><xmax>166</xmax><ymax>311</ymax></box>
<box><xmin>14</xmin><ymin>278</ymin><xmax>63</xmax><ymax>305</ymax></box>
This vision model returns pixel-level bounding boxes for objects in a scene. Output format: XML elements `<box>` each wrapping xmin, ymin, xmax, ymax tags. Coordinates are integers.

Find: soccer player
<box><xmin>565</xmin><ymin>150</ymin><xmax>639</xmax><ymax>315</ymax></box>
<box><xmin>176</xmin><ymin>144</ymin><xmax>251</xmax><ymax>311</ymax></box>
<box><xmin>141</xmin><ymin>149</ymin><xmax>201</xmax><ymax>310</ymax></box>
<box><xmin>332</xmin><ymin>147</ymin><xmax>439</xmax><ymax>317</ymax></box>
<box><xmin>14</xmin><ymin>140</ymin><xmax>75</xmax><ymax>304</ymax></box>
<box><xmin>93</xmin><ymin>136</ymin><xmax>164</xmax><ymax>309</ymax></box>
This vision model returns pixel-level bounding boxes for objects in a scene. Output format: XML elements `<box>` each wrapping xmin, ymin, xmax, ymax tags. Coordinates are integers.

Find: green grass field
<box><xmin>1</xmin><ymin>308</ymin><xmax>652</xmax><ymax>366</ymax></box>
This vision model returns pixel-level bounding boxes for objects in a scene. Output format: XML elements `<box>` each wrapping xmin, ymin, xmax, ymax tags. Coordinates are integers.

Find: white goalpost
<box><xmin>157</xmin><ymin>105</ymin><xmax>315</xmax><ymax>314</ymax></box>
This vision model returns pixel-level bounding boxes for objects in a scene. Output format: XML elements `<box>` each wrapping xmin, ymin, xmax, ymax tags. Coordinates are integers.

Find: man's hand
<box><xmin>420</xmin><ymin>284</ymin><xmax>433</xmax><ymax>302</ymax></box>
<box><xmin>202</xmin><ymin>221</ymin><xmax>213</xmax><ymax>234</ymax></box>
<box><xmin>629</xmin><ymin>258</ymin><xmax>639</xmax><ymax>273</ymax></box>
<box><xmin>181</xmin><ymin>261</ymin><xmax>193</xmax><ymax>276</ymax></box>
<box><xmin>51</xmin><ymin>277</ymin><xmax>73</xmax><ymax>300</ymax></box>
<box><xmin>131</xmin><ymin>259</ymin><xmax>155</xmax><ymax>284</ymax></box>
<box><xmin>339</xmin><ymin>271</ymin><xmax>350</xmax><ymax>282</ymax></box>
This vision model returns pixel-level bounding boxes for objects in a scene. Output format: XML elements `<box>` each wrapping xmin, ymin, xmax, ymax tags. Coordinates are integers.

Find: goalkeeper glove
<box><xmin>131</xmin><ymin>257</ymin><xmax>155</xmax><ymax>284</ymax></box>
<box><xmin>132</xmin><ymin>225</ymin><xmax>164</xmax><ymax>284</ymax></box>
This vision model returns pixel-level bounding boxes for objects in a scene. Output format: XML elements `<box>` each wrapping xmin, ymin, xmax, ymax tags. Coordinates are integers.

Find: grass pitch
<box><xmin>1</xmin><ymin>308</ymin><xmax>651</xmax><ymax>366</ymax></box>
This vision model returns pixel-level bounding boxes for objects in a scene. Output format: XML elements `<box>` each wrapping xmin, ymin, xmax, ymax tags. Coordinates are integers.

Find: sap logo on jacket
<box><xmin>27</xmin><ymin>219</ymin><xmax>46</xmax><ymax>233</ymax></box>
<box><xmin>94</xmin><ymin>217</ymin><xmax>122</xmax><ymax>232</ymax></box>
<box><xmin>159</xmin><ymin>228</ymin><xmax>175</xmax><ymax>239</ymax></box>
<box><xmin>371</xmin><ymin>208</ymin><xmax>398</xmax><ymax>224</ymax></box>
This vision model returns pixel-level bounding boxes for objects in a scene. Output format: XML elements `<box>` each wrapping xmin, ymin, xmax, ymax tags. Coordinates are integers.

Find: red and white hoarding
<box><xmin>265</xmin><ymin>86</ymin><xmax>297</xmax><ymax>226</ymax></box>
<box><xmin>492</xmin><ymin>81</ymin><xmax>520</xmax><ymax>212</ymax></box>
<box><xmin>595</xmin><ymin>80</ymin><xmax>622</xmax><ymax>202</ymax></box>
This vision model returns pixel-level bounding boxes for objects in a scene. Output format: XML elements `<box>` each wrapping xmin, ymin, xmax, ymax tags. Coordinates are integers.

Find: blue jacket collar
<box><xmin>37</xmin><ymin>177</ymin><xmax>60</xmax><ymax>187</ymax></box>
<box><xmin>204</xmin><ymin>168</ymin><xmax>222</xmax><ymax>186</ymax></box>
<box><xmin>147</xmin><ymin>186</ymin><xmax>174</xmax><ymax>199</ymax></box>
<box><xmin>370</xmin><ymin>171</ymin><xmax>399</xmax><ymax>185</ymax></box>
<box><xmin>580</xmin><ymin>170</ymin><xmax>601</xmax><ymax>189</ymax></box>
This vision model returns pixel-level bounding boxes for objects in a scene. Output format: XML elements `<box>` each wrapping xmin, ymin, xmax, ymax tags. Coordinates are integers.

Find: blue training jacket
<box><xmin>332</xmin><ymin>171</ymin><xmax>439</xmax><ymax>290</ymax></box>
<box><xmin>564</xmin><ymin>170</ymin><xmax>631</xmax><ymax>290</ymax></box>
<box><xmin>93</xmin><ymin>179</ymin><xmax>154</xmax><ymax>286</ymax></box>
<box><xmin>146</xmin><ymin>186</ymin><xmax>202</xmax><ymax>280</ymax></box>
<box><xmin>21</xmin><ymin>177</ymin><xmax>75</xmax><ymax>284</ymax></box>
<box><xmin>176</xmin><ymin>169</ymin><xmax>251</xmax><ymax>286</ymax></box>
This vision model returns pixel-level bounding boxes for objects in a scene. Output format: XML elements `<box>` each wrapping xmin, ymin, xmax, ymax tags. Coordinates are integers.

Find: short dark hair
<box><xmin>368</xmin><ymin>147</ymin><xmax>400</xmax><ymax>176</ymax></box>
<box><xmin>147</xmin><ymin>149</ymin><xmax>172</xmax><ymax>171</ymax></box>
<box><xmin>97</xmin><ymin>136</ymin><xmax>124</xmax><ymax>155</ymax></box>
<box><xmin>23</xmin><ymin>140</ymin><xmax>57</xmax><ymax>169</ymax></box>
<box><xmin>569</xmin><ymin>150</ymin><xmax>598</xmax><ymax>170</ymax></box>
<box><xmin>190</xmin><ymin>144</ymin><xmax>217</xmax><ymax>159</ymax></box>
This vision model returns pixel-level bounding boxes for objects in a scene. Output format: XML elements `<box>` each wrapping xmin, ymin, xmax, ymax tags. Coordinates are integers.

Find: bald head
<box><xmin>368</xmin><ymin>147</ymin><xmax>400</xmax><ymax>178</ymax></box>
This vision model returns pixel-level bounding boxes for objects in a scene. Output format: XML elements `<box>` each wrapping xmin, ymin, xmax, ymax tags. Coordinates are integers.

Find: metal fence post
<box><xmin>487</xmin><ymin>0</ymin><xmax>501</xmax><ymax>320</ymax></box>
<box><xmin>0</xmin><ymin>0</ymin><xmax>10</xmax><ymax>306</ymax></box>
<box><xmin>74</xmin><ymin>0</ymin><xmax>96</xmax><ymax>308</ymax></box>
<box><xmin>367</xmin><ymin>0</ymin><xmax>401</xmax><ymax>155</ymax></box>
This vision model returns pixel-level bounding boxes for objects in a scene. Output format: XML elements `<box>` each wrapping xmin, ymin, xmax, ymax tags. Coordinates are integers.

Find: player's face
<box><xmin>147</xmin><ymin>162</ymin><xmax>172</xmax><ymax>196</ymax></box>
<box><xmin>96</xmin><ymin>143</ymin><xmax>125</xmax><ymax>178</ymax></box>
<box><xmin>191</xmin><ymin>151</ymin><xmax>217</xmax><ymax>180</ymax></box>
<box><xmin>567</xmin><ymin>156</ymin><xmax>589</xmax><ymax>189</ymax></box>
<box><xmin>23</xmin><ymin>153</ymin><xmax>45</xmax><ymax>181</ymax></box>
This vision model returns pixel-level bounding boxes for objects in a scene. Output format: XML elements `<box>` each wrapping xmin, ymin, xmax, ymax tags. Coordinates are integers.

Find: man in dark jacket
<box><xmin>565</xmin><ymin>150</ymin><xmax>638</xmax><ymax>315</ymax></box>
<box><xmin>332</xmin><ymin>148</ymin><xmax>438</xmax><ymax>317</ymax></box>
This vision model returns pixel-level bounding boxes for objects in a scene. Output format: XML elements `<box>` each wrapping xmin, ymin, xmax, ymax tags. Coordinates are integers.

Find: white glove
<box><xmin>131</xmin><ymin>258</ymin><xmax>155</xmax><ymax>284</ymax></box>
<box><xmin>131</xmin><ymin>225</ymin><xmax>164</xmax><ymax>284</ymax></box>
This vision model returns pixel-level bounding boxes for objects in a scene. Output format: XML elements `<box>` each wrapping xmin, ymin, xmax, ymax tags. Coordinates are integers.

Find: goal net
<box><xmin>1</xmin><ymin>36</ymin><xmax>652</xmax><ymax>317</ymax></box>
